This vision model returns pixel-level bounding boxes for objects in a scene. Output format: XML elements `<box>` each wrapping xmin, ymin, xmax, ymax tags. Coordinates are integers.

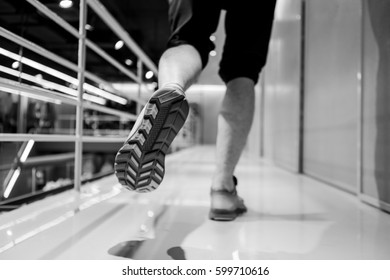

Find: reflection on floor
<box><xmin>1</xmin><ymin>145</ymin><xmax>390</xmax><ymax>260</ymax></box>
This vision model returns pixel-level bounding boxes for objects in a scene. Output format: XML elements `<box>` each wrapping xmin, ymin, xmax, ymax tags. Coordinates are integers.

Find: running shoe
<box><xmin>209</xmin><ymin>176</ymin><xmax>247</xmax><ymax>221</ymax></box>
<box><xmin>115</xmin><ymin>86</ymin><xmax>189</xmax><ymax>192</ymax></box>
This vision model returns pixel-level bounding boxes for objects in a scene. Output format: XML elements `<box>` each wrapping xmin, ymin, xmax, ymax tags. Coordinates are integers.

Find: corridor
<box><xmin>1</xmin><ymin>146</ymin><xmax>390</xmax><ymax>260</ymax></box>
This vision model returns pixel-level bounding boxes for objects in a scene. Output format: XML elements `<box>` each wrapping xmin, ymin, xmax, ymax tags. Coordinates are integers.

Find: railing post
<box><xmin>137</xmin><ymin>59</ymin><xmax>143</xmax><ymax>114</ymax></box>
<box><xmin>31</xmin><ymin>168</ymin><xmax>37</xmax><ymax>194</ymax></box>
<box><xmin>74</xmin><ymin>0</ymin><xmax>87</xmax><ymax>192</ymax></box>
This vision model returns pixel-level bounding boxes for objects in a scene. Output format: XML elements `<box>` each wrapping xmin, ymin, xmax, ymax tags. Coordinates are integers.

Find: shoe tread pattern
<box><xmin>115</xmin><ymin>88</ymin><xmax>189</xmax><ymax>192</ymax></box>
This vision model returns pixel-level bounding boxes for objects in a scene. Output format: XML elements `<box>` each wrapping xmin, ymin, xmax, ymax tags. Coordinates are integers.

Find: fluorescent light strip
<box><xmin>83</xmin><ymin>83</ymin><xmax>126</xmax><ymax>104</ymax></box>
<box><xmin>83</xmin><ymin>94</ymin><xmax>106</xmax><ymax>105</ymax></box>
<box><xmin>0</xmin><ymin>65</ymin><xmax>106</xmax><ymax>105</ymax></box>
<box><xmin>59</xmin><ymin>0</ymin><xmax>73</xmax><ymax>9</ymax></box>
<box><xmin>0</xmin><ymin>65</ymin><xmax>76</xmax><ymax>95</ymax></box>
<box><xmin>3</xmin><ymin>168</ymin><xmax>21</xmax><ymax>199</ymax></box>
<box><xmin>0</xmin><ymin>86</ymin><xmax>62</xmax><ymax>104</ymax></box>
<box><xmin>0</xmin><ymin>47</ymin><xmax>78</xmax><ymax>83</ymax></box>
<box><xmin>0</xmin><ymin>47</ymin><xmax>127</xmax><ymax>105</ymax></box>
<box><xmin>20</xmin><ymin>140</ymin><xmax>35</xmax><ymax>163</ymax></box>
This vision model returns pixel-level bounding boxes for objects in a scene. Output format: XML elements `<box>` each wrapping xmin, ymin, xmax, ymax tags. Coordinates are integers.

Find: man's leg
<box><xmin>114</xmin><ymin>51</ymin><xmax>192</xmax><ymax>192</ymax></box>
<box><xmin>212</xmin><ymin>77</ymin><xmax>255</xmax><ymax>193</ymax></box>
<box><xmin>115</xmin><ymin>0</ymin><xmax>221</xmax><ymax>192</ymax></box>
<box><xmin>114</xmin><ymin>44</ymin><xmax>202</xmax><ymax>192</ymax></box>
<box><xmin>158</xmin><ymin>44</ymin><xmax>202</xmax><ymax>91</ymax></box>
<box><xmin>208</xmin><ymin>77</ymin><xmax>254</xmax><ymax>219</ymax></box>
<box><xmin>160</xmin><ymin>0</ymin><xmax>221</xmax><ymax>90</ymax></box>
<box><xmin>209</xmin><ymin>0</ymin><xmax>276</xmax><ymax>219</ymax></box>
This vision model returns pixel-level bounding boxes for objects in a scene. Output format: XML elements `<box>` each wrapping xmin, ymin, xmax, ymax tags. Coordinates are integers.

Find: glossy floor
<box><xmin>1</xmin><ymin>146</ymin><xmax>390</xmax><ymax>260</ymax></box>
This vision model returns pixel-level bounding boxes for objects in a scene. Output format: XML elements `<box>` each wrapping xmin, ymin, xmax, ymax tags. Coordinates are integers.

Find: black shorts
<box><xmin>167</xmin><ymin>0</ymin><xmax>277</xmax><ymax>84</ymax></box>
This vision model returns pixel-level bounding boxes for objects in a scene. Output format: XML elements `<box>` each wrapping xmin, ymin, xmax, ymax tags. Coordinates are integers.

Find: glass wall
<box><xmin>0</xmin><ymin>141</ymin><xmax>75</xmax><ymax>208</ymax></box>
<box><xmin>262</xmin><ymin>0</ymin><xmax>303</xmax><ymax>172</ymax></box>
<box><xmin>302</xmin><ymin>0</ymin><xmax>361</xmax><ymax>193</ymax></box>
<box><xmin>361</xmin><ymin>0</ymin><xmax>390</xmax><ymax>210</ymax></box>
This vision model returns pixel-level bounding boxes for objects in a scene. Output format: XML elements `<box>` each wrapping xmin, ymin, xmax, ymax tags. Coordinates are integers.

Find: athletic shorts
<box><xmin>167</xmin><ymin>0</ymin><xmax>277</xmax><ymax>84</ymax></box>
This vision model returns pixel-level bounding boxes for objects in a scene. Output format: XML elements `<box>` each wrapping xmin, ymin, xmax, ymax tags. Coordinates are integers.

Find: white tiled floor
<box><xmin>1</xmin><ymin>145</ymin><xmax>390</xmax><ymax>260</ymax></box>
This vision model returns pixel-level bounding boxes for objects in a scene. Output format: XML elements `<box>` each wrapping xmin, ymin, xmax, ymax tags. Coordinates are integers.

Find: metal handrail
<box><xmin>0</xmin><ymin>77</ymin><xmax>78</xmax><ymax>106</ymax></box>
<box><xmin>0</xmin><ymin>134</ymin><xmax>77</xmax><ymax>142</ymax></box>
<box><xmin>7</xmin><ymin>0</ymin><xmax>158</xmax><ymax>109</ymax></box>
<box><xmin>0</xmin><ymin>26</ymin><xmax>81</xmax><ymax>75</ymax></box>
<box><xmin>58</xmin><ymin>115</ymin><xmax>130</xmax><ymax>122</ymax></box>
<box><xmin>0</xmin><ymin>77</ymin><xmax>137</xmax><ymax>119</ymax></box>
<box><xmin>23</xmin><ymin>153</ymin><xmax>75</xmax><ymax>167</ymax></box>
<box><xmin>82</xmin><ymin>136</ymin><xmax>127</xmax><ymax>143</ymax></box>
<box><xmin>83</xmin><ymin>103</ymin><xmax>137</xmax><ymax>120</ymax></box>
<box><xmin>0</xmin><ymin>26</ymin><xmax>143</xmax><ymax>103</ymax></box>
<box><xmin>0</xmin><ymin>0</ymin><xmax>160</xmax><ymax>199</ymax></box>
<box><xmin>0</xmin><ymin>153</ymin><xmax>75</xmax><ymax>171</ymax></box>
<box><xmin>0</xmin><ymin>133</ymin><xmax>128</xmax><ymax>143</ymax></box>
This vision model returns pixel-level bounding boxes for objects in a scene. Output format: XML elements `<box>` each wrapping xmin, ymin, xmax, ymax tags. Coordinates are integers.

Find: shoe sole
<box><xmin>209</xmin><ymin>207</ymin><xmax>247</xmax><ymax>222</ymax></box>
<box><xmin>114</xmin><ymin>88</ymin><xmax>189</xmax><ymax>192</ymax></box>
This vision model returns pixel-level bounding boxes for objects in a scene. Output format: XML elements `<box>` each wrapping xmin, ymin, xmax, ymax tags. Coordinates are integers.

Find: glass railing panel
<box><xmin>81</xmin><ymin>151</ymin><xmax>115</xmax><ymax>182</ymax></box>
<box><xmin>0</xmin><ymin>90</ymin><xmax>77</xmax><ymax>135</ymax></box>
<box><xmin>82</xmin><ymin>108</ymin><xmax>134</xmax><ymax>138</ymax></box>
<box><xmin>0</xmin><ymin>141</ymin><xmax>75</xmax><ymax>205</ymax></box>
<box><xmin>0</xmin><ymin>0</ymin><xmax>200</xmax><ymax>213</ymax></box>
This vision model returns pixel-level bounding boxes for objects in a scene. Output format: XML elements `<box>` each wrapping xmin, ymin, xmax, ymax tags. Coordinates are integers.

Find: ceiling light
<box><xmin>11</xmin><ymin>61</ymin><xmax>19</xmax><ymax>69</ymax></box>
<box><xmin>125</xmin><ymin>59</ymin><xmax>133</xmax><ymax>66</ymax></box>
<box><xmin>115</xmin><ymin>40</ymin><xmax>124</xmax><ymax>50</ymax></box>
<box><xmin>145</xmin><ymin>71</ymin><xmax>154</xmax><ymax>79</ymax></box>
<box><xmin>209</xmin><ymin>50</ymin><xmax>217</xmax><ymax>57</ymax></box>
<box><xmin>85</xmin><ymin>24</ymin><xmax>94</xmax><ymax>31</ymax></box>
<box><xmin>147</xmin><ymin>210</ymin><xmax>154</xmax><ymax>218</ymax></box>
<box><xmin>59</xmin><ymin>0</ymin><xmax>73</xmax><ymax>9</ymax></box>
<box><xmin>209</xmin><ymin>35</ymin><xmax>216</xmax><ymax>42</ymax></box>
<box><xmin>20</xmin><ymin>140</ymin><xmax>35</xmax><ymax>163</ymax></box>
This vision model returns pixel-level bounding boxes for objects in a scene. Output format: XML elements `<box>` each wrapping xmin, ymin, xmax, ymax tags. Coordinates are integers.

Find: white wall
<box><xmin>262</xmin><ymin>0</ymin><xmax>302</xmax><ymax>172</ymax></box>
<box><xmin>303</xmin><ymin>0</ymin><xmax>361</xmax><ymax>193</ymax></box>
